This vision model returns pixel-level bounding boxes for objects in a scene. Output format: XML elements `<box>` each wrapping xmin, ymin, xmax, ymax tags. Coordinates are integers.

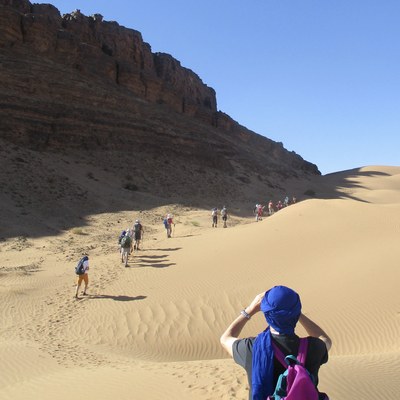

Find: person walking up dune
<box><xmin>120</xmin><ymin>228</ymin><xmax>132</xmax><ymax>266</ymax></box>
<box><xmin>221</xmin><ymin>206</ymin><xmax>228</xmax><ymax>228</ymax></box>
<box><xmin>74</xmin><ymin>255</ymin><xmax>90</xmax><ymax>299</ymax></box>
<box><xmin>133</xmin><ymin>219</ymin><xmax>144</xmax><ymax>250</ymax></box>
<box><xmin>268</xmin><ymin>200</ymin><xmax>274</xmax><ymax>216</ymax></box>
<box><xmin>212</xmin><ymin>207</ymin><xmax>218</xmax><ymax>227</ymax></box>
<box><xmin>163</xmin><ymin>214</ymin><xmax>175</xmax><ymax>238</ymax></box>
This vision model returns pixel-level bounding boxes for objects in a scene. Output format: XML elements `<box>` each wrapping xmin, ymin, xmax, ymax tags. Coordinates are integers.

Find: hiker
<box><xmin>276</xmin><ymin>200</ymin><xmax>283</xmax><ymax>211</ymax></box>
<box><xmin>133</xmin><ymin>219</ymin><xmax>144</xmax><ymax>250</ymax></box>
<box><xmin>120</xmin><ymin>228</ymin><xmax>133</xmax><ymax>263</ymax></box>
<box><xmin>255</xmin><ymin>203</ymin><xmax>264</xmax><ymax>222</ymax></box>
<box><xmin>253</xmin><ymin>204</ymin><xmax>259</xmax><ymax>221</ymax></box>
<box><xmin>292</xmin><ymin>195</ymin><xmax>297</xmax><ymax>204</ymax></box>
<box><xmin>268</xmin><ymin>200</ymin><xmax>274</xmax><ymax>216</ymax></box>
<box><xmin>74</xmin><ymin>255</ymin><xmax>89</xmax><ymax>298</ymax></box>
<box><xmin>212</xmin><ymin>207</ymin><xmax>218</xmax><ymax>227</ymax></box>
<box><xmin>164</xmin><ymin>214</ymin><xmax>174</xmax><ymax>238</ymax></box>
<box><xmin>120</xmin><ymin>228</ymin><xmax>133</xmax><ymax>266</ymax></box>
<box><xmin>221</xmin><ymin>206</ymin><xmax>228</xmax><ymax>228</ymax></box>
<box><xmin>220</xmin><ymin>285</ymin><xmax>332</xmax><ymax>400</ymax></box>
<box><xmin>283</xmin><ymin>196</ymin><xmax>289</xmax><ymax>207</ymax></box>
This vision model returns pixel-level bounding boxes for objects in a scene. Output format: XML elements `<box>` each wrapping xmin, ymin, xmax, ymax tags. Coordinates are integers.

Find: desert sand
<box><xmin>1</xmin><ymin>165</ymin><xmax>399</xmax><ymax>399</ymax></box>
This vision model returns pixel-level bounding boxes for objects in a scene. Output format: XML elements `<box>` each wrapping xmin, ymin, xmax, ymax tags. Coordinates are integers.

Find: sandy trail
<box><xmin>1</xmin><ymin>166</ymin><xmax>399</xmax><ymax>399</ymax></box>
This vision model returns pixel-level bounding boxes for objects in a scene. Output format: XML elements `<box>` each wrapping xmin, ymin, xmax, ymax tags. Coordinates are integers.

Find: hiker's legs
<box><xmin>135</xmin><ymin>233</ymin><xmax>141</xmax><ymax>249</ymax></box>
<box><xmin>75</xmin><ymin>275</ymin><xmax>83</xmax><ymax>298</ymax></box>
<box><xmin>82</xmin><ymin>274</ymin><xmax>88</xmax><ymax>295</ymax></box>
<box><xmin>122</xmin><ymin>248</ymin><xmax>128</xmax><ymax>265</ymax></box>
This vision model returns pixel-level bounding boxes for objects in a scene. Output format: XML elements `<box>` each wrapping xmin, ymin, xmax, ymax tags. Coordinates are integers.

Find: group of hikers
<box><xmin>116</xmin><ymin>219</ymin><xmax>145</xmax><ymax>266</ymax></box>
<box><xmin>115</xmin><ymin>214</ymin><xmax>177</xmax><ymax>267</ymax></box>
<box><xmin>254</xmin><ymin>195</ymin><xmax>297</xmax><ymax>222</ymax></box>
<box><xmin>74</xmin><ymin>198</ymin><xmax>333</xmax><ymax>398</ymax></box>
<box><xmin>211</xmin><ymin>206</ymin><xmax>228</xmax><ymax>228</ymax></box>
<box><xmin>75</xmin><ymin>198</ymin><xmax>298</xmax><ymax>296</ymax></box>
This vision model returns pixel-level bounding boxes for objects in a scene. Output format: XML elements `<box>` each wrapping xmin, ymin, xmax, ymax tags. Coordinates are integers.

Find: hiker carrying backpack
<box><xmin>75</xmin><ymin>256</ymin><xmax>88</xmax><ymax>275</ymax></box>
<box><xmin>134</xmin><ymin>222</ymin><xmax>142</xmax><ymax>234</ymax></box>
<box><xmin>220</xmin><ymin>286</ymin><xmax>331</xmax><ymax>400</ymax></box>
<box><xmin>268</xmin><ymin>338</ymin><xmax>329</xmax><ymax>400</ymax></box>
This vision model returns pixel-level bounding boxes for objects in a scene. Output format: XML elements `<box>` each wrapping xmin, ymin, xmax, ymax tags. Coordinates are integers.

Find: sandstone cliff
<box><xmin>0</xmin><ymin>0</ymin><xmax>320</xmax><ymax>236</ymax></box>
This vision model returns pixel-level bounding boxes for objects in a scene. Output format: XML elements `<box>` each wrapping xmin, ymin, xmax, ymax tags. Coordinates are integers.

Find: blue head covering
<box><xmin>251</xmin><ymin>286</ymin><xmax>302</xmax><ymax>400</ymax></box>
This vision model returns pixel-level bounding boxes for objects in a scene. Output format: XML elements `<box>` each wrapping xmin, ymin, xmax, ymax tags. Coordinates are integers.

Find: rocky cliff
<box><xmin>0</xmin><ymin>0</ymin><xmax>320</xmax><ymax>232</ymax></box>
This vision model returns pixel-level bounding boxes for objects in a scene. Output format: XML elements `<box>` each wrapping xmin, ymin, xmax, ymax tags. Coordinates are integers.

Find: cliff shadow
<box><xmin>0</xmin><ymin>139</ymin><xmax>396</xmax><ymax>240</ymax></box>
<box><xmin>301</xmin><ymin>168</ymin><xmax>392</xmax><ymax>204</ymax></box>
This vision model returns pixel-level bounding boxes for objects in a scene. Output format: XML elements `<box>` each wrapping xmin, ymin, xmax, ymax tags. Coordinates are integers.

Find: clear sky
<box><xmin>49</xmin><ymin>0</ymin><xmax>399</xmax><ymax>175</ymax></box>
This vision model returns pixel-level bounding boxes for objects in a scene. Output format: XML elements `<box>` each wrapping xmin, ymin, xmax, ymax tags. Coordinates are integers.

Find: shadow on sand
<box><xmin>86</xmin><ymin>294</ymin><xmax>147</xmax><ymax>302</ymax></box>
<box><xmin>307</xmin><ymin>168</ymin><xmax>392</xmax><ymax>203</ymax></box>
<box><xmin>151</xmin><ymin>247</ymin><xmax>182</xmax><ymax>252</ymax></box>
<box><xmin>128</xmin><ymin>259</ymin><xmax>175</xmax><ymax>269</ymax></box>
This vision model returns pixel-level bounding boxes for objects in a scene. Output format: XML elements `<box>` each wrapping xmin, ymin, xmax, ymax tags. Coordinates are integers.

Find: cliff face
<box><xmin>0</xmin><ymin>0</ymin><xmax>319</xmax><ymax>220</ymax></box>
<box><xmin>0</xmin><ymin>0</ymin><xmax>217</xmax><ymax>118</ymax></box>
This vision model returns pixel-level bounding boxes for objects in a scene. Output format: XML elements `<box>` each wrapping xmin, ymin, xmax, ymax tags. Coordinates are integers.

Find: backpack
<box><xmin>120</xmin><ymin>235</ymin><xmax>131</xmax><ymax>248</ymax></box>
<box><xmin>118</xmin><ymin>230</ymin><xmax>126</xmax><ymax>244</ymax></box>
<box><xmin>221</xmin><ymin>208</ymin><xmax>227</xmax><ymax>216</ymax></box>
<box><xmin>75</xmin><ymin>257</ymin><xmax>86</xmax><ymax>275</ymax></box>
<box><xmin>268</xmin><ymin>338</ymin><xmax>328</xmax><ymax>400</ymax></box>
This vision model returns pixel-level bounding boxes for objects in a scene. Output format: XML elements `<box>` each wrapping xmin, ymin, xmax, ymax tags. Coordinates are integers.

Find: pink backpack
<box><xmin>267</xmin><ymin>338</ymin><xmax>328</xmax><ymax>400</ymax></box>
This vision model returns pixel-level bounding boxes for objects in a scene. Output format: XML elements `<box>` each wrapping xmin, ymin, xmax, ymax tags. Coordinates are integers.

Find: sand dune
<box><xmin>1</xmin><ymin>166</ymin><xmax>399</xmax><ymax>399</ymax></box>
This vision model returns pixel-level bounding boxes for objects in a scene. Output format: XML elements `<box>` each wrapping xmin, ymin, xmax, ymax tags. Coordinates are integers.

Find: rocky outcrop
<box><xmin>0</xmin><ymin>0</ymin><xmax>319</xmax><ymax>212</ymax></box>
<box><xmin>0</xmin><ymin>0</ymin><xmax>217</xmax><ymax>119</ymax></box>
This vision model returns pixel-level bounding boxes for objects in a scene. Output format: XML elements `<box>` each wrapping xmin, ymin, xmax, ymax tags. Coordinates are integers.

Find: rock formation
<box><xmin>0</xmin><ymin>0</ymin><xmax>320</xmax><ymax>235</ymax></box>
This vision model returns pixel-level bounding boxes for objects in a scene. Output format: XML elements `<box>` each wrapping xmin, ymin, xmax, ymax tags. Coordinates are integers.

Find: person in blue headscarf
<box><xmin>220</xmin><ymin>286</ymin><xmax>332</xmax><ymax>400</ymax></box>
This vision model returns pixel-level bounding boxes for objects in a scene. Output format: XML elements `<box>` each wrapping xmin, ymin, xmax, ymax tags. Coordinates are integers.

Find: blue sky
<box><xmin>49</xmin><ymin>0</ymin><xmax>399</xmax><ymax>175</ymax></box>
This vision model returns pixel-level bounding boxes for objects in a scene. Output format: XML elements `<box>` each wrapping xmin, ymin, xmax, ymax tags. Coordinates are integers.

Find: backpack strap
<box><xmin>272</xmin><ymin>337</ymin><xmax>309</xmax><ymax>368</ymax></box>
<box><xmin>297</xmin><ymin>337</ymin><xmax>308</xmax><ymax>365</ymax></box>
<box><xmin>272</xmin><ymin>341</ymin><xmax>287</xmax><ymax>368</ymax></box>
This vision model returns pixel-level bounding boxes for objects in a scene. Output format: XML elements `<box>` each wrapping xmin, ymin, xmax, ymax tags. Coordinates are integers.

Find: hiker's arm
<box><xmin>220</xmin><ymin>292</ymin><xmax>264</xmax><ymax>357</ymax></box>
<box><xmin>298</xmin><ymin>313</ymin><xmax>332</xmax><ymax>351</ymax></box>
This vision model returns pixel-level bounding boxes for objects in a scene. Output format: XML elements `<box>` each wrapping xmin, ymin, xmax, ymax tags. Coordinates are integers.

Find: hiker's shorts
<box><xmin>77</xmin><ymin>273</ymin><xmax>88</xmax><ymax>285</ymax></box>
<box><xmin>134</xmin><ymin>232</ymin><xmax>141</xmax><ymax>240</ymax></box>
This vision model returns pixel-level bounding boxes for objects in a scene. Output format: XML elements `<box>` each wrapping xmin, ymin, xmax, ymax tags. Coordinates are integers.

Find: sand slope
<box><xmin>1</xmin><ymin>166</ymin><xmax>399</xmax><ymax>399</ymax></box>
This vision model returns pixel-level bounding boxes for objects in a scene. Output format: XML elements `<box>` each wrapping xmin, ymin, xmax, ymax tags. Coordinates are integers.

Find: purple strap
<box><xmin>272</xmin><ymin>338</ymin><xmax>308</xmax><ymax>367</ymax></box>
